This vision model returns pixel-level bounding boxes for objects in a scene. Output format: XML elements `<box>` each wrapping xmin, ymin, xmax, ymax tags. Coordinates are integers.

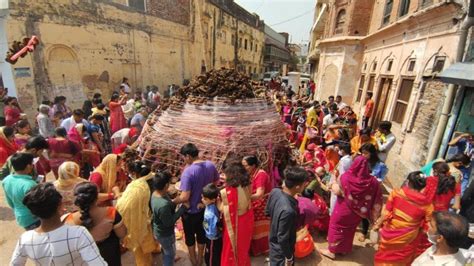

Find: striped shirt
<box><xmin>10</xmin><ymin>224</ymin><xmax>107</xmax><ymax>266</ymax></box>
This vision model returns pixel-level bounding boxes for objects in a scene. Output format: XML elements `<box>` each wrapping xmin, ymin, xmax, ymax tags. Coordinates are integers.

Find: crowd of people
<box><xmin>0</xmin><ymin>76</ymin><xmax>473</xmax><ymax>266</ymax></box>
<box><xmin>271</xmin><ymin>78</ymin><xmax>473</xmax><ymax>265</ymax></box>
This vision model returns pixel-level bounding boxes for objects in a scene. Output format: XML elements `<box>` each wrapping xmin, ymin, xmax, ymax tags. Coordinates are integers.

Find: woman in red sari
<box><xmin>109</xmin><ymin>93</ymin><xmax>127</xmax><ymax>134</ymax></box>
<box><xmin>320</xmin><ymin>156</ymin><xmax>383</xmax><ymax>260</ymax></box>
<box><xmin>373</xmin><ymin>171</ymin><xmax>433</xmax><ymax>265</ymax></box>
<box><xmin>48</xmin><ymin>127</ymin><xmax>81</xmax><ymax>178</ymax></box>
<box><xmin>0</xmin><ymin>126</ymin><xmax>19</xmax><ymax>167</ymax></box>
<box><xmin>220</xmin><ymin>162</ymin><xmax>254</xmax><ymax>266</ymax></box>
<box><xmin>242</xmin><ymin>155</ymin><xmax>271</xmax><ymax>256</ymax></box>
<box><xmin>4</xmin><ymin>97</ymin><xmax>23</xmax><ymax>127</ymax></box>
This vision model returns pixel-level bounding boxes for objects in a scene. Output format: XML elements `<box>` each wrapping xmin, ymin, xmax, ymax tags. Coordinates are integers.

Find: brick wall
<box><xmin>146</xmin><ymin>0</ymin><xmax>191</xmax><ymax>25</ymax></box>
<box><xmin>385</xmin><ymin>79</ymin><xmax>446</xmax><ymax>186</ymax></box>
<box><xmin>349</xmin><ymin>0</ymin><xmax>375</xmax><ymax>36</ymax></box>
<box><xmin>410</xmin><ymin>79</ymin><xmax>446</xmax><ymax>164</ymax></box>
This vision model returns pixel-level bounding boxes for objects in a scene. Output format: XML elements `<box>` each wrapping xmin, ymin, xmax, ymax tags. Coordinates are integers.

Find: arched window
<box><xmin>334</xmin><ymin>9</ymin><xmax>346</xmax><ymax>35</ymax></box>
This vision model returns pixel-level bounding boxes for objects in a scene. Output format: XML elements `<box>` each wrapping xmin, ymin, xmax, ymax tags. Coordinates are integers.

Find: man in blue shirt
<box><xmin>2</xmin><ymin>152</ymin><xmax>39</xmax><ymax>230</ymax></box>
<box><xmin>201</xmin><ymin>183</ymin><xmax>222</xmax><ymax>266</ymax></box>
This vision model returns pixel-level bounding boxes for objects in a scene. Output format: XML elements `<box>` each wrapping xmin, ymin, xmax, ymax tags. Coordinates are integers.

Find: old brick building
<box><xmin>309</xmin><ymin>0</ymin><xmax>470</xmax><ymax>185</ymax></box>
<box><xmin>309</xmin><ymin>0</ymin><xmax>375</xmax><ymax>102</ymax></box>
<box><xmin>0</xmin><ymin>0</ymin><xmax>264</xmax><ymax>117</ymax></box>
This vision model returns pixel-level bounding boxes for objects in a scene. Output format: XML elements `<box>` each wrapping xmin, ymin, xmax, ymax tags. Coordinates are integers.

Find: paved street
<box><xmin>0</xmin><ymin>181</ymin><xmax>375</xmax><ymax>266</ymax></box>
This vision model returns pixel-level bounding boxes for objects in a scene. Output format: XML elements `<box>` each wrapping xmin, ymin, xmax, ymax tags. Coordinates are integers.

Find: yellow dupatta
<box><xmin>94</xmin><ymin>154</ymin><xmax>118</xmax><ymax>193</ymax></box>
<box><xmin>0</xmin><ymin>126</ymin><xmax>17</xmax><ymax>152</ymax></box>
<box><xmin>116</xmin><ymin>173</ymin><xmax>154</xmax><ymax>251</ymax></box>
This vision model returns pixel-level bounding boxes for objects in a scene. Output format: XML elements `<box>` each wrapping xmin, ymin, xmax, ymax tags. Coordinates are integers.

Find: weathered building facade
<box><xmin>0</xmin><ymin>0</ymin><xmax>264</xmax><ymax>118</ymax></box>
<box><xmin>309</xmin><ymin>0</ymin><xmax>471</xmax><ymax>185</ymax></box>
<box><xmin>263</xmin><ymin>24</ymin><xmax>290</xmax><ymax>74</ymax></box>
<box><xmin>204</xmin><ymin>0</ymin><xmax>264</xmax><ymax>77</ymax></box>
<box><xmin>309</xmin><ymin>0</ymin><xmax>374</xmax><ymax>102</ymax></box>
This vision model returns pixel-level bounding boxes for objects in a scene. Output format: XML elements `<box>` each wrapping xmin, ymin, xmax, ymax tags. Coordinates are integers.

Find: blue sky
<box><xmin>234</xmin><ymin>0</ymin><xmax>314</xmax><ymax>44</ymax></box>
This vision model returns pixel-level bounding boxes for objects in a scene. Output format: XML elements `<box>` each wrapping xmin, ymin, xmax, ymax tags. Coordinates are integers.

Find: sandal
<box><xmin>319</xmin><ymin>249</ymin><xmax>336</xmax><ymax>260</ymax></box>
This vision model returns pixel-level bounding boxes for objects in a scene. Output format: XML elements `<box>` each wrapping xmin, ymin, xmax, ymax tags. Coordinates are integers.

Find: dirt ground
<box><xmin>0</xmin><ymin>182</ymin><xmax>376</xmax><ymax>266</ymax></box>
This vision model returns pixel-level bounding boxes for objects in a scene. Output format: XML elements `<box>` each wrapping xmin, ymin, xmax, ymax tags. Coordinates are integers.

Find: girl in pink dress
<box><xmin>109</xmin><ymin>93</ymin><xmax>127</xmax><ymax>134</ymax></box>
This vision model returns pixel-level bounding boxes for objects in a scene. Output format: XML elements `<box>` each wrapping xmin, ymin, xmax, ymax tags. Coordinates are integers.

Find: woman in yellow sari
<box><xmin>116</xmin><ymin>160</ymin><xmax>159</xmax><ymax>266</ymax></box>
<box><xmin>299</xmin><ymin>102</ymin><xmax>324</xmax><ymax>153</ymax></box>
<box><xmin>373</xmin><ymin>171</ymin><xmax>433</xmax><ymax>265</ymax></box>
<box><xmin>53</xmin><ymin>161</ymin><xmax>87</xmax><ymax>212</ymax></box>
<box><xmin>350</xmin><ymin>127</ymin><xmax>378</xmax><ymax>155</ymax></box>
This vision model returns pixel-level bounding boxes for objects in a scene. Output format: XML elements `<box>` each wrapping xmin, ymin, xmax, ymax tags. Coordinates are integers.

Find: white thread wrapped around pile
<box><xmin>138</xmin><ymin>97</ymin><xmax>289</xmax><ymax>175</ymax></box>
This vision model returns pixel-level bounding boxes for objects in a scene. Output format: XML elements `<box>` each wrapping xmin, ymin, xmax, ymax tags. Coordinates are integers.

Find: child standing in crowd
<box><xmin>202</xmin><ymin>183</ymin><xmax>222</xmax><ymax>266</ymax></box>
<box><xmin>152</xmin><ymin>171</ymin><xmax>188</xmax><ymax>266</ymax></box>
<box><xmin>2</xmin><ymin>153</ymin><xmax>39</xmax><ymax>230</ymax></box>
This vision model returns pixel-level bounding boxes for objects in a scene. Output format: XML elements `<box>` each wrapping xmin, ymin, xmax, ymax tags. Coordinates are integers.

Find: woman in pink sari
<box><xmin>220</xmin><ymin>162</ymin><xmax>254</xmax><ymax>266</ymax></box>
<box><xmin>282</xmin><ymin>101</ymin><xmax>293</xmax><ymax>125</ymax></box>
<box><xmin>320</xmin><ymin>156</ymin><xmax>383</xmax><ymax>260</ymax></box>
<box><xmin>109</xmin><ymin>93</ymin><xmax>127</xmax><ymax>134</ymax></box>
<box><xmin>68</xmin><ymin>124</ymin><xmax>101</xmax><ymax>169</ymax></box>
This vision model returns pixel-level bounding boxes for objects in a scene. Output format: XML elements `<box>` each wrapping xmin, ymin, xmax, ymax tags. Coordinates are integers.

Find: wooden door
<box><xmin>372</xmin><ymin>77</ymin><xmax>392</xmax><ymax>128</ymax></box>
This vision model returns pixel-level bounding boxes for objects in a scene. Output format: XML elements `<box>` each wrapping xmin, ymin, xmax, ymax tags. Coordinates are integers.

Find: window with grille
<box><xmin>382</xmin><ymin>0</ymin><xmax>393</xmax><ymax>25</ymax></box>
<box><xmin>392</xmin><ymin>79</ymin><xmax>414</xmax><ymax>123</ymax></box>
<box><xmin>356</xmin><ymin>75</ymin><xmax>365</xmax><ymax>102</ymax></box>
<box><xmin>399</xmin><ymin>0</ymin><xmax>410</xmax><ymax>17</ymax></box>
<box><xmin>128</xmin><ymin>0</ymin><xmax>145</xmax><ymax>11</ymax></box>
<box><xmin>432</xmin><ymin>56</ymin><xmax>446</xmax><ymax>72</ymax></box>
<box><xmin>334</xmin><ymin>9</ymin><xmax>346</xmax><ymax>35</ymax></box>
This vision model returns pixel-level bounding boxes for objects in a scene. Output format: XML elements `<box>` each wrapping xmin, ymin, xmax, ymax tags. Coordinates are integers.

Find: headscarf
<box><xmin>55</xmin><ymin>161</ymin><xmax>86</xmax><ymax>189</ymax></box>
<box><xmin>0</xmin><ymin>127</ymin><xmax>19</xmax><ymax>155</ymax></box>
<box><xmin>94</xmin><ymin>154</ymin><xmax>119</xmax><ymax>193</ymax></box>
<box><xmin>340</xmin><ymin>156</ymin><xmax>382</xmax><ymax>222</ymax></box>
